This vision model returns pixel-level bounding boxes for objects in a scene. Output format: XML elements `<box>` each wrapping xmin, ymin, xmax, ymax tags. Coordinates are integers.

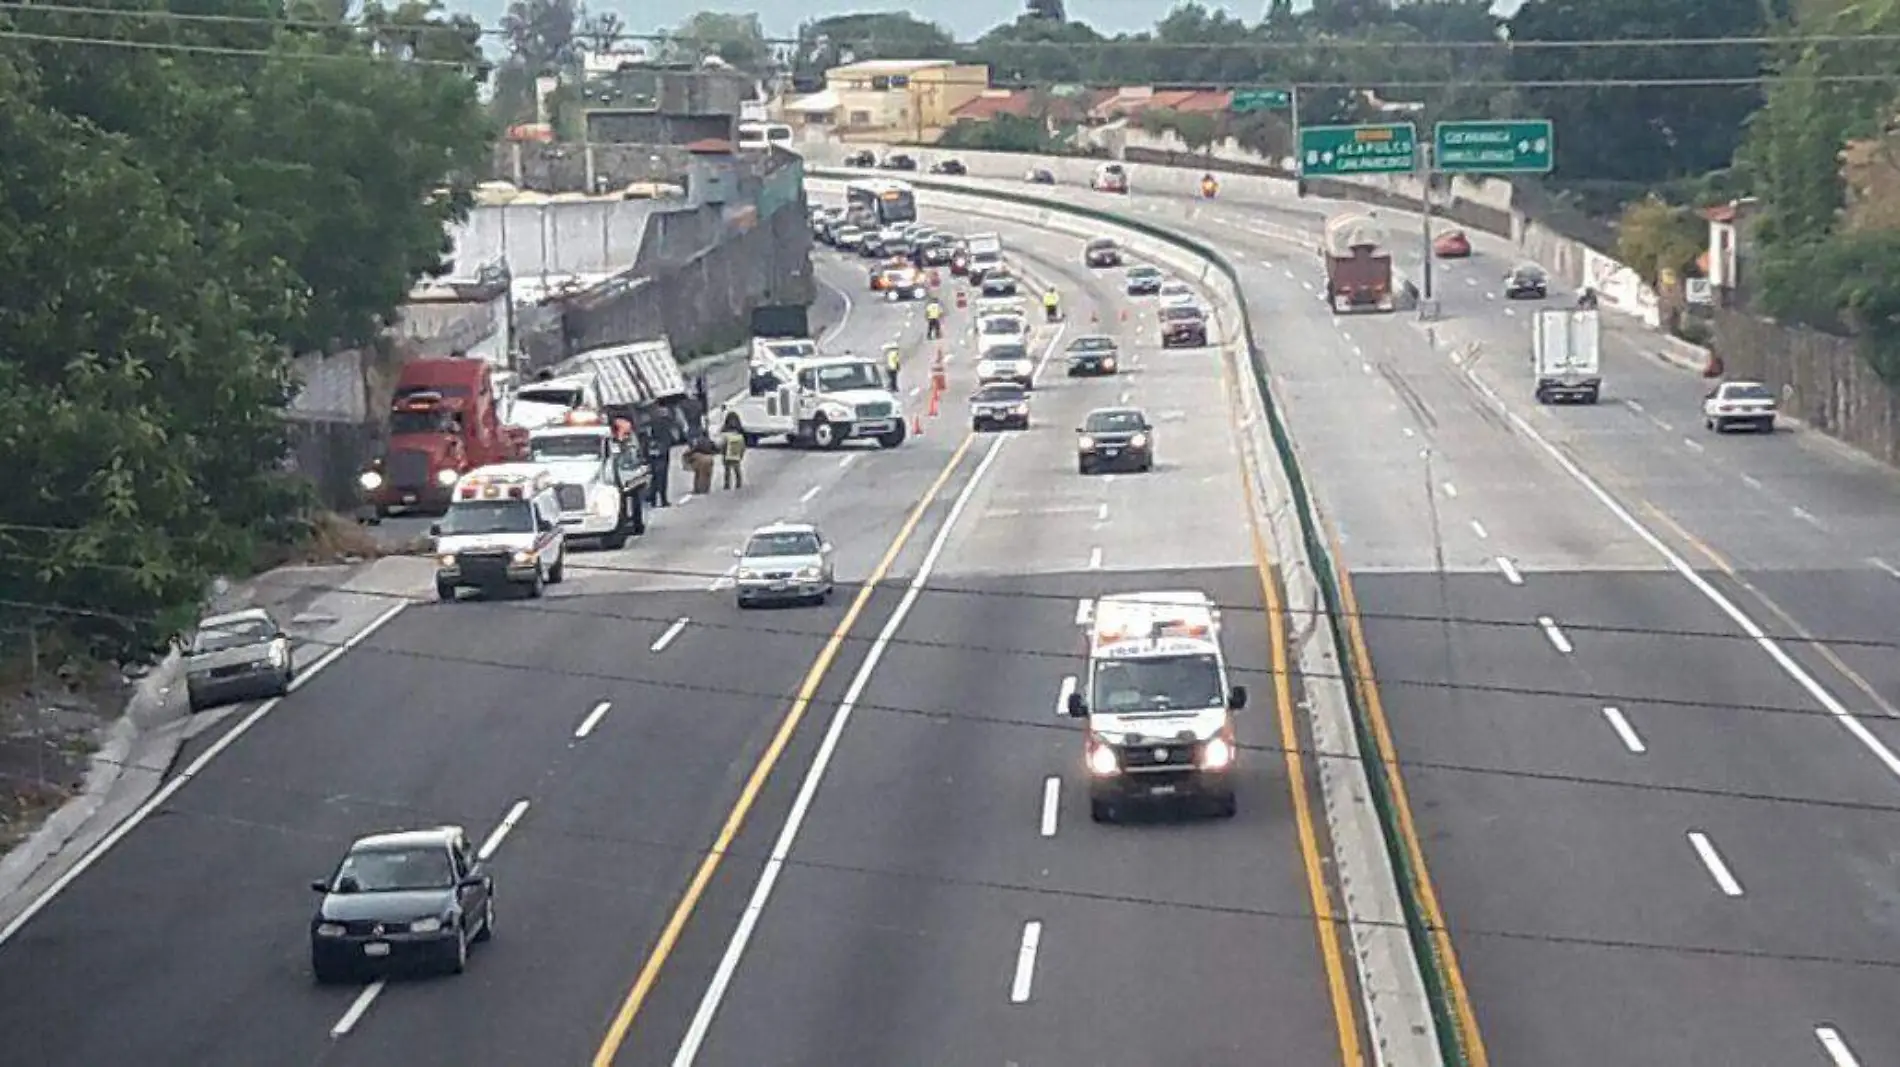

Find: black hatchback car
<box><xmin>1160</xmin><ymin>304</ymin><xmax>1208</xmax><ymax>347</ymax></box>
<box><xmin>1504</xmin><ymin>263</ymin><xmax>1549</xmax><ymax>299</ymax></box>
<box><xmin>1077</xmin><ymin>407</ymin><xmax>1154</xmax><ymax>474</ymax></box>
<box><xmin>310</xmin><ymin>826</ymin><xmax>495</xmax><ymax>982</ymax></box>
<box><xmin>1084</xmin><ymin>238</ymin><xmax>1123</xmax><ymax>268</ymax></box>
<box><xmin>1065</xmin><ymin>335</ymin><xmax>1122</xmax><ymax>376</ymax></box>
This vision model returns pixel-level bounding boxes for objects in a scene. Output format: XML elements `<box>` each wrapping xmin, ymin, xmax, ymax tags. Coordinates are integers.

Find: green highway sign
<box><xmin>1231</xmin><ymin>87</ymin><xmax>1293</xmax><ymax>113</ymax></box>
<box><xmin>1298</xmin><ymin>123</ymin><xmax>1417</xmax><ymax>177</ymax></box>
<box><xmin>1433</xmin><ymin>119</ymin><xmax>1554</xmax><ymax>173</ymax></box>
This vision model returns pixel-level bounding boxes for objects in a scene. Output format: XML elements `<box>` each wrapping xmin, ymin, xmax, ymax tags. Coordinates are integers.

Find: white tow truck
<box><xmin>1064</xmin><ymin>591</ymin><xmax>1249</xmax><ymax>822</ymax></box>
<box><xmin>525</xmin><ymin>410</ymin><xmax>649</xmax><ymax>549</ymax></box>
<box><xmin>719</xmin><ymin>338</ymin><xmax>907</xmax><ymax>450</ymax></box>
<box><xmin>1531</xmin><ymin>307</ymin><xmax>1602</xmax><ymax>404</ymax></box>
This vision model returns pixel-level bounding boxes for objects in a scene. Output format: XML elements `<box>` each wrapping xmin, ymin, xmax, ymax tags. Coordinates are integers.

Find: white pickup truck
<box><xmin>719</xmin><ymin>340</ymin><xmax>907</xmax><ymax>450</ymax></box>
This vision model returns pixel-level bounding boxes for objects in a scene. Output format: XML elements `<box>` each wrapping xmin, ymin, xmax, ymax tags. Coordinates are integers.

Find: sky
<box><xmin>456</xmin><ymin>0</ymin><xmax>1526</xmax><ymax>48</ymax></box>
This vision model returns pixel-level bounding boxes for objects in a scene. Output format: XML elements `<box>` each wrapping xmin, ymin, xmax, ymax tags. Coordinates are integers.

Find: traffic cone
<box><xmin>912</xmin><ymin>412</ymin><xmax>924</xmax><ymax>436</ymax></box>
<box><xmin>928</xmin><ymin>388</ymin><xmax>940</xmax><ymax>417</ymax></box>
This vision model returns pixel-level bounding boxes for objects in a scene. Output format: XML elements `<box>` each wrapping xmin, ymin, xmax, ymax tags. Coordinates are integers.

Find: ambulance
<box><xmin>431</xmin><ymin>465</ymin><xmax>568</xmax><ymax>600</ymax></box>
<box><xmin>1064</xmin><ymin>591</ymin><xmax>1248</xmax><ymax>821</ymax></box>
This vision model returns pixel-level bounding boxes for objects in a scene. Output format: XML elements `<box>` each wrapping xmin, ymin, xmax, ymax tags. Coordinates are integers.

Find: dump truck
<box><xmin>1321</xmin><ymin>214</ymin><xmax>1395</xmax><ymax>314</ymax></box>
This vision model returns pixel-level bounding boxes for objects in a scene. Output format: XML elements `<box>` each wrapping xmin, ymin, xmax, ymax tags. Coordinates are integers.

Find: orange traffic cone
<box><xmin>912</xmin><ymin>412</ymin><xmax>925</xmax><ymax>436</ymax></box>
<box><xmin>927</xmin><ymin>388</ymin><xmax>940</xmax><ymax>417</ymax></box>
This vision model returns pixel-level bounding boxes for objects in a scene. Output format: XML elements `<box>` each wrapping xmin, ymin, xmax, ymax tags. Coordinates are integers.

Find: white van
<box><xmin>1092</xmin><ymin>162</ymin><xmax>1129</xmax><ymax>193</ymax></box>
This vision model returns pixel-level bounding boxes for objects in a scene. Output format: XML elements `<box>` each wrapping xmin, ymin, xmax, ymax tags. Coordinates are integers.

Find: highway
<box><xmin>924</xmin><ymin>169</ymin><xmax>1900</xmax><ymax>1066</ymax></box>
<box><xmin>0</xmin><ymin>216</ymin><xmax>1361</xmax><ymax>1067</ymax></box>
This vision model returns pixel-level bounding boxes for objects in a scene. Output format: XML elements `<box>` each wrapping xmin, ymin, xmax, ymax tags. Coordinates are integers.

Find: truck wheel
<box><xmin>878</xmin><ymin>423</ymin><xmax>907</xmax><ymax>448</ymax></box>
<box><xmin>525</xmin><ymin>567</ymin><xmax>545</xmax><ymax>598</ymax></box>
<box><xmin>743</xmin><ymin>433</ymin><xmax>761</xmax><ymax>448</ymax></box>
<box><xmin>1211</xmin><ymin>792</ymin><xmax>1238</xmax><ymax>819</ymax></box>
<box><xmin>811</xmin><ymin>417</ymin><xmax>840</xmax><ymax>450</ymax></box>
<box><xmin>548</xmin><ymin>554</ymin><xmax>565</xmax><ymax>584</ymax></box>
<box><xmin>1584</xmin><ymin>387</ymin><xmax>1601</xmax><ymax>405</ymax></box>
<box><xmin>1089</xmin><ymin>799</ymin><xmax>1115</xmax><ymax>823</ymax></box>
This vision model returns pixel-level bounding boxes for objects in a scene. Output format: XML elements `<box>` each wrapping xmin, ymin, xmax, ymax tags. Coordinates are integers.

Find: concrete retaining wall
<box><xmin>1711</xmin><ymin>310</ymin><xmax>1900</xmax><ymax>466</ymax></box>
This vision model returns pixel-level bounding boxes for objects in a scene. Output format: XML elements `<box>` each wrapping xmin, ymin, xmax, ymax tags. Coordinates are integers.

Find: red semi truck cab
<box><xmin>358</xmin><ymin>358</ymin><xmax>528</xmax><ymax>521</ymax></box>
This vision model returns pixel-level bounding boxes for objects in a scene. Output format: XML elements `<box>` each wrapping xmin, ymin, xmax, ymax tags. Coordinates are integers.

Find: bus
<box><xmin>737</xmin><ymin>121</ymin><xmax>794</xmax><ymax>150</ymax></box>
<box><xmin>844</xmin><ymin>178</ymin><xmax>917</xmax><ymax>226</ymax></box>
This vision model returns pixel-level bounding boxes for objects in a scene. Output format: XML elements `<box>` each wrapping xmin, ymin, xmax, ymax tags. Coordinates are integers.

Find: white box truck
<box><xmin>1531</xmin><ymin>308</ymin><xmax>1601</xmax><ymax>404</ymax></box>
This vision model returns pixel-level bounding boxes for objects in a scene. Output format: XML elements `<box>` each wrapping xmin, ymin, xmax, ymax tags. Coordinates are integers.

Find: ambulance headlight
<box><xmin>1202</xmin><ymin>736</ymin><xmax>1234</xmax><ymax>770</ymax></box>
<box><xmin>593</xmin><ymin>491</ymin><xmax>618</xmax><ymax>517</ymax></box>
<box><xmin>435</xmin><ymin>468</ymin><xmax>458</xmax><ymax>486</ymax></box>
<box><xmin>1086</xmin><ymin>741</ymin><xmax>1119</xmax><ymax>777</ymax></box>
<box><xmin>357</xmin><ymin>470</ymin><xmax>383</xmax><ymax>490</ymax></box>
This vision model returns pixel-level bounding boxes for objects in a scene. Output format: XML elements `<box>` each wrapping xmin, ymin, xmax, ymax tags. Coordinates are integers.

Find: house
<box><xmin>786</xmin><ymin>59</ymin><xmax>989</xmax><ymax>139</ymax></box>
<box><xmin>949</xmin><ymin>87</ymin><xmax>1104</xmax><ymax>125</ymax></box>
<box><xmin>1088</xmin><ymin>87</ymin><xmax>1232</xmax><ymax>123</ymax></box>
<box><xmin>1700</xmin><ymin>198</ymin><xmax>1760</xmax><ymax>306</ymax></box>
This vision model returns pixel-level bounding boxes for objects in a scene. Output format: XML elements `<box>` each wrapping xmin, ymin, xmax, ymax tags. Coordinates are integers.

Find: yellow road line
<box><xmin>1220</xmin><ymin>348</ymin><xmax>1364</xmax><ymax>1066</ymax></box>
<box><xmin>1327</xmin><ymin>526</ymin><xmax>1489</xmax><ymax>1066</ymax></box>
<box><xmin>1640</xmin><ymin>500</ymin><xmax>1899</xmax><ymax>719</ymax></box>
<box><xmin>590</xmin><ymin>432</ymin><xmax>977</xmax><ymax>1067</ymax></box>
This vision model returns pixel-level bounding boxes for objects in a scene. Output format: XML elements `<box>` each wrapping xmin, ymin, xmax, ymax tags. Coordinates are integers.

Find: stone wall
<box><xmin>1711</xmin><ymin>310</ymin><xmax>1900</xmax><ymax>467</ymax></box>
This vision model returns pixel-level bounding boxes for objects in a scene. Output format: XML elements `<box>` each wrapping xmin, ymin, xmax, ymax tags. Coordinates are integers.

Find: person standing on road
<box><xmin>686</xmin><ymin>436</ymin><xmax>716</xmax><ymax>496</ymax></box>
<box><xmin>884</xmin><ymin>344</ymin><xmax>902</xmax><ymax>390</ymax></box>
<box><xmin>924</xmin><ymin>300</ymin><xmax>943</xmax><ymax>340</ymax></box>
<box><xmin>720</xmin><ymin>413</ymin><xmax>748</xmax><ymax>490</ymax></box>
<box><xmin>645</xmin><ymin>421</ymin><xmax>672</xmax><ymax>507</ymax></box>
<box><xmin>693</xmin><ymin>372</ymin><xmax>710</xmax><ymax>423</ymax></box>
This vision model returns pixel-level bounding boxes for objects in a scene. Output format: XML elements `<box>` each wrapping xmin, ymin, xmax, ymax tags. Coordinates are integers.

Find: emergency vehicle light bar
<box><xmin>563</xmin><ymin>409</ymin><xmax>604</xmax><ymax>425</ymax></box>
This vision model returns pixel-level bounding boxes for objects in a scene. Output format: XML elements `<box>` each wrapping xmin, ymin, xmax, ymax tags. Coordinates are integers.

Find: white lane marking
<box><xmin>1073</xmin><ymin>600</ymin><xmax>1094</xmax><ymax>626</ymax></box>
<box><xmin>1400</xmin><ymin>426</ymin><xmax>1416</xmax><ymax>438</ymax></box>
<box><xmin>799</xmin><ymin>485</ymin><xmax>822</xmax><ymax>504</ymax></box>
<box><xmin>1361</xmin><ymin>362</ymin><xmax>1373</xmax><ymax>374</ymax></box>
<box><xmin>1537</xmin><ymin>615</ymin><xmax>1572</xmax><ymax>653</ymax></box>
<box><xmin>1495</xmin><ymin>557</ymin><xmax>1524</xmax><ymax>586</ymax></box>
<box><xmin>1623</xmin><ymin>399</ymin><xmax>1646</xmax><ymax>414</ymax></box>
<box><xmin>1601</xmin><ymin>706</ymin><xmax>1646</xmax><ymax>754</ymax></box>
<box><xmin>1096</xmin><ymin>502</ymin><xmax>1108</xmax><ymax>521</ymax></box>
<box><xmin>1739</xmin><ymin>472</ymin><xmax>1762</xmax><ymax>489</ymax></box>
<box><xmin>1465</xmin><ymin>276</ymin><xmax>1477</xmax><ymax>287</ymax></box>
<box><xmin>0</xmin><ymin>601</ymin><xmax>408</xmax><ymax>948</ymax></box>
<box><xmin>839</xmin><ymin>454</ymin><xmax>857</xmax><ymax>469</ymax></box>
<box><xmin>1687</xmin><ymin>831</ymin><xmax>1745</xmax><ymax>896</ymax></box>
<box><xmin>1792</xmin><ymin>505</ymin><xmax>1821</xmax><ymax>527</ymax></box>
<box><xmin>1056</xmin><ymin>675</ymin><xmax>1077</xmax><ymax>717</ymax></box>
<box><xmin>1650</xmin><ymin>417</ymin><xmax>1675</xmax><ymax>433</ymax></box>
<box><xmin>1301</xmin><ymin>280</ymin><xmax>1314</xmax><ymax>291</ymax></box>
<box><xmin>1470</xmin><ymin>519</ymin><xmax>1489</xmax><ymax>540</ymax></box>
<box><xmin>707</xmin><ymin>565</ymin><xmax>736</xmax><ymax>592</ymax></box>
<box><xmin>670</xmin><ymin>434</ymin><xmax>1012</xmax><ymax>1064</ymax></box>
<box><xmin>575</xmin><ymin>701</ymin><xmax>613</xmax><ymax>739</ymax></box>
<box><xmin>1473</xmin><ymin>371</ymin><xmax>1900</xmax><ymax>782</ymax></box>
<box><xmin>1441</xmin><ymin>481</ymin><xmax>1458</xmax><ymax>498</ymax></box>
<box><xmin>1040</xmin><ymin>778</ymin><xmax>1061</xmax><ymax>837</ymax></box>
<box><xmin>1351</xmin><ymin>345</ymin><xmax>1363</xmax><ymax>357</ymax></box>
<box><xmin>1087</xmin><ymin>546</ymin><xmax>1103</xmax><ymax>569</ymax></box>
<box><xmin>1483</xmin><ymin>292</ymin><xmax>1497</xmax><ymax>301</ymax></box>
<box><xmin>1816</xmin><ymin>1026</ymin><xmax>1863</xmax><ymax>1066</ymax></box>
<box><xmin>330</xmin><ymin>981</ymin><xmax>386</xmax><ymax>1038</ymax></box>
<box><xmin>1118</xmin><ymin>390</ymin><xmax>1130</xmax><ymax>404</ymax></box>
<box><xmin>650</xmin><ymin>617</ymin><xmax>690</xmax><ymax>653</ymax></box>
<box><xmin>478</xmin><ymin>799</ymin><xmax>531</xmax><ymax>861</ymax></box>
<box><xmin>676</xmin><ymin>493</ymin><xmax>695</xmax><ymax>506</ymax></box>
<box><xmin>1871</xmin><ymin>557</ymin><xmax>1900</xmax><ymax>580</ymax></box>
<box><xmin>1682</xmin><ymin>437</ymin><xmax>1704</xmax><ymax>453</ymax></box>
<box><xmin>1009</xmin><ymin>921</ymin><xmax>1044</xmax><ymax>1003</ymax></box>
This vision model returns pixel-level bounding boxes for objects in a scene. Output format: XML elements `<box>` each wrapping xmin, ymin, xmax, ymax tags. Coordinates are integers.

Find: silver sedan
<box><xmin>733</xmin><ymin>523</ymin><xmax>836</xmax><ymax>608</ymax></box>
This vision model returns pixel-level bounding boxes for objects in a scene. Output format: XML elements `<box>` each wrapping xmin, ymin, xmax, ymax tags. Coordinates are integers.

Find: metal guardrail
<box><xmin>812</xmin><ymin>166</ymin><xmax>1479</xmax><ymax>1066</ymax></box>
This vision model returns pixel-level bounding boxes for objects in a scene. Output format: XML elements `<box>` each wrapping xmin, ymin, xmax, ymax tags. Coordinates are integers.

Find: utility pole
<box><xmin>1418</xmin><ymin>140</ymin><xmax>1438</xmax><ymax>320</ymax></box>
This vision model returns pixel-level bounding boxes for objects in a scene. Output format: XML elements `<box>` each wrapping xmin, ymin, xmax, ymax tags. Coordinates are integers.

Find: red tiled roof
<box><xmin>1701</xmin><ymin>204</ymin><xmax>1739</xmax><ymax>223</ymax></box>
<box><xmin>1088</xmin><ymin>87</ymin><xmax>1232</xmax><ymax>120</ymax></box>
<box><xmin>950</xmin><ymin>90</ymin><xmax>1100</xmax><ymax>123</ymax></box>
<box><xmin>685</xmin><ymin>138</ymin><xmax>734</xmax><ymax>154</ymax></box>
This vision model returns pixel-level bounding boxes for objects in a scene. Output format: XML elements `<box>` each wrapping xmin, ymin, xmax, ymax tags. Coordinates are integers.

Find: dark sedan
<box><xmin>981</xmin><ymin>270</ymin><xmax>1019</xmax><ymax>297</ymax></box>
<box><xmin>929</xmin><ymin>158</ymin><xmax>968</xmax><ymax>175</ymax></box>
<box><xmin>1504</xmin><ymin>264</ymin><xmax>1549</xmax><ymax>299</ymax></box>
<box><xmin>971</xmin><ymin>382</ymin><xmax>1031</xmax><ymax>431</ymax></box>
<box><xmin>1160</xmin><ymin>304</ymin><xmax>1208</xmax><ymax>347</ymax></box>
<box><xmin>843</xmin><ymin>150</ymin><xmax>876</xmax><ymax>168</ymax></box>
<box><xmin>1125</xmin><ymin>265</ymin><xmax>1163</xmax><ymax>295</ymax></box>
<box><xmin>1084</xmin><ymin>238</ymin><xmax>1123</xmax><ymax>268</ymax></box>
<box><xmin>310</xmin><ymin>827</ymin><xmax>495</xmax><ymax>982</ymax></box>
<box><xmin>879</xmin><ymin>153</ymin><xmax>917</xmax><ymax>171</ymax></box>
<box><xmin>1077</xmin><ymin>407</ymin><xmax>1154</xmax><ymax>474</ymax></box>
<box><xmin>1065</xmin><ymin>335</ymin><xmax>1121</xmax><ymax>376</ymax></box>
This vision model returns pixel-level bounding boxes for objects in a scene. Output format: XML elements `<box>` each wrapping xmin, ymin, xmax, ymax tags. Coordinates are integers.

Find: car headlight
<box><xmin>437</xmin><ymin>554</ymin><xmax>455</xmax><ymax>568</ymax></box>
<box><xmin>1078</xmin><ymin>435</ymin><xmax>1095</xmax><ymax>450</ymax></box>
<box><xmin>738</xmin><ymin>568</ymin><xmax>759</xmax><ymax>580</ymax></box>
<box><xmin>795</xmin><ymin>565</ymin><xmax>822</xmax><ymax>580</ymax></box>
<box><xmin>1130</xmin><ymin>433</ymin><xmax>1149</xmax><ymax>448</ymax></box>
<box><xmin>435</xmin><ymin>468</ymin><xmax>458</xmax><ymax>487</ymax></box>
<box><xmin>266</xmin><ymin>640</ymin><xmax>287</xmax><ymax>667</ymax></box>
<box><xmin>1202</xmin><ymin>736</ymin><xmax>1235</xmax><ymax>770</ymax></box>
<box><xmin>409</xmin><ymin>916</ymin><xmax>444</xmax><ymax>933</ymax></box>
<box><xmin>822</xmin><ymin>404</ymin><xmax>850</xmax><ymax>420</ymax></box>
<box><xmin>358</xmin><ymin>470</ymin><xmax>383</xmax><ymax>490</ymax></box>
<box><xmin>1086</xmin><ymin>741</ymin><xmax>1119</xmax><ymax>777</ymax></box>
<box><xmin>316</xmin><ymin>923</ymin><xmax>346</xmax><ymax>937</ymax></box>
<box><xmin>593</xmin><ymin>491</ymin><xmax>618</xmax><ymax>517</ymax></box>
<box><xmin>1101</xmin><ymin>358</ymin><xmax>1116</xmax><ymax>369</ymax></box>
<box><xmin>512</xmin><ymin>549</ymin><xmax>536</xmax><ymax>563</ymax></box>
<box><xmin>1011</xmin><ymin>405</ymin><xmax>1028</xmax><ymax>414</ymax></box>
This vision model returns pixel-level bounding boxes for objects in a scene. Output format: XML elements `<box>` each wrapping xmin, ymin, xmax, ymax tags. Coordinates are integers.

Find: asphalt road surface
<box><xmin>0</xmin><ymin>218</ymin><xmax>1359</xmax><ymax>1067</ymax></box>
<box><xmin>934</xmin><ymin>171</ymin><xmax>1900</xmax><ymax>1067</ymax></box>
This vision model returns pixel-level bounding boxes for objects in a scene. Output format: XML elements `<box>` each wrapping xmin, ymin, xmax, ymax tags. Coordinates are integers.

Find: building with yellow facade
<box><xmin>784</xmin><ymin>59</ymin><xmax>988</xmax><ymax>141</ymax></box>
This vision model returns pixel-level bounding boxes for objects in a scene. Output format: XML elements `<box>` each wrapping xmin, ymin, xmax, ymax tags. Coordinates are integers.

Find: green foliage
<box><xmin>792</xmin><ymin>14</ymin><xmax>957</xmax><ymax>85</ymax></box>
<box><xmin>938</xmin><ymin>113</ymin><xmax>1057</xmax><ymax>152</ymax></box>
<box><xmin>1615</xmin><ymin>196</ymin><xmax>1705</xmax><ymax>288</ymax></box>
<box><xmin>0</xmin><ymin>3</ymin><xmax>490</xmax><ymax>660</ymax></box>
<box><xmin>1760</xmin><ymin>232</ymin><xmax>1900</xmax><ymax>380</ymax></box>
<box><xmin>664</xmin><ymin>12</ymin><xmax>771</xmax><ymax>73</ymax></box>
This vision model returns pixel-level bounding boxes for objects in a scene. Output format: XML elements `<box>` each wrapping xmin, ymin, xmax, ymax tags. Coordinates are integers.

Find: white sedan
<box><xmin>1158</xmin><ymin>280</ymin><xmax>1197</xmax><ymax>307</ymax></box>
<box><xmin>1703</xmin><ymin>380</ymin><xmax>1777</xmax><ymax>433</ymax></box>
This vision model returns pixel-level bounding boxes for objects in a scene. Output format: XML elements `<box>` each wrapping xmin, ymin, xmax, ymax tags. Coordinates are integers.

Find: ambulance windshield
<box><xmin>1091</xmin><ymin>654</ymin><xmax>1222</xmax><ymax>713</ymax></box>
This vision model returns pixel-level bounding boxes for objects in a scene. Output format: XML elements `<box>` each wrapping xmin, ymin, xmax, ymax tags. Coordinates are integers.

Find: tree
<box><xmin>791</xmin><ymin>14</ymin><xmax>957</xmax><ymax>85</ymax></box>
<box><xmin>1615</xmin><ymin>195</ymin><xmax>1705</xmax><ymax>287</ymax></box>
<box><xmin>1506</xmin><ymin>0</ymin><xmax>1770</xmax><ymax>187</ymax></box>
<box><xmin>500</xmin><ymin>0</ymin><xmax>580</xmax><ymax>72</ymax></box>
<box><xmin>575</xmin><ymin>8</ymin><xmax>626</xmax><ymax>54</ymax></box>
<box><xmin>665</xmin><ymin>12</ymin><xmax>771</xmax><ymax>74</ymax></box>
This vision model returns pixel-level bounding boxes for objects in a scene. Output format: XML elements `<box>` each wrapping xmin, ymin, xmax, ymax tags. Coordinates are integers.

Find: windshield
<box><xmin>1514</xmin><ymin>265</ymin><xmax>1546</xmax><ymax>279</ymax></box>
<box><xmin>389</xmin><ymin>411</ymin><xmax>455</xmax><ymax>435</ymax></box>
<box><xmin>1130</xmin><ymin>267</ymin><xmax>1160</xmax><ymax>278</ymax></box>
<box><xmin>531</xmin><ymin>435</ymin><xmax>604</xmax><ymax>461</ymax></box>
<box><xmin>977</xmin><ymin>385</ymin><xmax>1026</xmax><ymax>402</ymax></box>
<box><xmin>982</xmin><ymin>317</ymin><xmax>1024</xmax><ymax>335</ymax></box>
<box><xmin>192</xmin><ymin>617</ymin><xmax>275</xmax><ymax>654</ymax></box>
<box><xmin>332</xmin><ymin>845</ymin><xmax>454</xmax><ymax>893</ymax></box>
<box><xmin>972</xmin><ymin>252</ymin><xmax>1000</xmax><ymax>265</ymax></box>
<box><xmin>745</xmin><ymin>531</ymin><xmax>821</xmax><ymax>557</ymax></box>
<box><xmin>515</xmin><ymin>387</ymin><xmax>581</xmax><ymax>408</ymax></box>
<box><xmin>1724</xmin><ymin>383</ymin><xmax>1773</xmax><ymax>400</ymax></box>
<box><xmin>1091</xmin><ymin>654</ymin><xmax>1223</xmax><ymax>713</ymax></box>
<box><xmin>1162</xmin><ymin>306</ymin><xmax>1202</xmax><ymax>321</ymax></box>
<box><xmin>1086</xmin><ymin>411</ymin><xmax>1144</xmax><ymax>433</ymax></box>
<box><xmin>439</xmin><ymin>500</ymin><xmax>534</xmax><ymax>537</ymax></box>
<box><xmin>811</xmin><ymin>362</ymin><xmax>883</xmax><ymax>392</ymax></box>
<box><xmin>1069</xmin><ymin>337</ymin><xmax>1115</xmax><ymax>352</ymax></box>
<box><xmin>984</xmin><ymin>346</ymin><xmax>1028</xmax><ymax>362</ymax></box>
<box><xmin>1088</xmin><ymin>239</ymin><xmax>1116</xmax><ymax>250</ymax></box>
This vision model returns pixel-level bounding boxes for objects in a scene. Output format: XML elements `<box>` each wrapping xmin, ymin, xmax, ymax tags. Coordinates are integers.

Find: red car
<box><xmin>1433</xmin><ymin>230</ymin><xmax>1472</xmax><ymax>258</ymax></box>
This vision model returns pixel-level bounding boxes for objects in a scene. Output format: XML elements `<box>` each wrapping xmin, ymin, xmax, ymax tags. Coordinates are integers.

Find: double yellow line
<box><xmin>590</xmin><ymin>433</ymin><xmax>976</xmax><ymax>1066</ymax></box>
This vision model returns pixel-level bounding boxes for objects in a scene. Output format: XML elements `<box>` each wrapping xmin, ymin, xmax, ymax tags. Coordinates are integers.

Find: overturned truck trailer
<box><xmin>1320</xmin><ymin>214</ymin><xmax>1395</xmax><ymax>314</ymax></box>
